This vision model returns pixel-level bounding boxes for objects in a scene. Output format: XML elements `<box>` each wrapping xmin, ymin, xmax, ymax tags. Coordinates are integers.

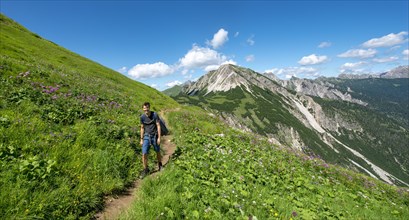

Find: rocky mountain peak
<box><xmin>186</xmin><ymin>64</ymin><xmax>254</xmax><ymax>95</ymax></box>
<box><xmin>380</xmin><ymin>65</ymin><xmax>409</xmax><ymax>78</ymax></box>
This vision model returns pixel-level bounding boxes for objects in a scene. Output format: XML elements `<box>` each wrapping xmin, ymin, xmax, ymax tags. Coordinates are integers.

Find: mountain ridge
<box><xmin>172</xmin><ymin>64</ymin><xmax>409</xmax><ymax>186</ymax></box>
<box><xmin>339</xmin><ymin>65</ymin><xmax>409</xmax><ymax>79</ymax></box>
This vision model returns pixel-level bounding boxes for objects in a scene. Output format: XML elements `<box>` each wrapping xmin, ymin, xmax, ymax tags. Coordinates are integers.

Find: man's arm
<box><xmin>156</xmin><ymin>119</ymin><xmax>162</xmax><ymax>145</ymax></box>
<box><xmin>140</xmin><ymin>124</ymin><xmax>144</xmax><ymax>146</ymax></box>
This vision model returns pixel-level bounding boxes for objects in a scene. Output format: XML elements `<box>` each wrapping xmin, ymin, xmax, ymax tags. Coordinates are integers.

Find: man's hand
<box><xmin>157</xmin><ymin>137</ymin><xmax>161</xmax><ymax>145</ymax></box>
<box><xmin>140</xmin><ymin>139</ymin><xmax>143</xmax><ymax>146</ymax></box>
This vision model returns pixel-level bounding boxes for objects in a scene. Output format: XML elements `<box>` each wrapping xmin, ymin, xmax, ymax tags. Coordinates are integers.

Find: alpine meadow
<box><xmin>1</xmin><ymin>13</ymin><xmax>409</xmax><ymax>220</ymax></box>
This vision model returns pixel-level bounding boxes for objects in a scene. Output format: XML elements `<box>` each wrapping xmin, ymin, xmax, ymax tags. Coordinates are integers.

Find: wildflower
<box><xmin>292</xmin><ymin>211</ymin><xmax>298</xmax><ymax>217</ymax></box>
<box><xmin>274</xmin><ymin>213</ymin><xmax>278</xmax><ymax>217</ymax></box>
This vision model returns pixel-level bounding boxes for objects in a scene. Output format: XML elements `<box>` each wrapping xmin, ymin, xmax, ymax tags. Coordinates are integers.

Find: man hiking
<box><xmin>140</xmin><ymin>102</ymin><xmax>163</xmax><ymax>177</ymax></box>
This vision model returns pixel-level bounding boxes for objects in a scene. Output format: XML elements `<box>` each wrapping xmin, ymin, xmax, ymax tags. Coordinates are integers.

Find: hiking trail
<box><xmin>94</xmin><ymin>111</ymin><xmax>177</xmax><ymax>220</ymax></box>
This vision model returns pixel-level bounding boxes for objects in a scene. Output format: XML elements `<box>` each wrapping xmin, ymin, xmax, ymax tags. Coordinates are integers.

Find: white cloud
<box><xmin>247</xmin><ymin>35</ymin><xmax>255</xmax><ymax>46</ymax></box>
<box><xmin>339</xmin><ymin>68</ymin><xmax>372</xmax><ymax>75</ymax></box>
<box><xmin>339</xmin><ymin>61</ymin><xmax>373</xmax><ymax>75</ymax></box>
<box><xmin>179</xmin><ymin>45</ymin><xmax>234</xmax><ymax>71</ymax></box>
<box><xmin>166</xmin><ymin>80</ymin><xmax>182</xmax><ymax>87</ymax></box>
<box><xmin>184</xmin><ymin>74</ymin><xmax>193</xmax><ymax>79</ymax></box>
<box><xmin>245</xmin><ymin>54</ymin><xmax>255</xmax><ymax>62</ymax></box>
<box><xmin>318</xmin><ymin>41</ymin><xmax>332</xmax><ymax>48</ymax></box>
<box><xmin>341</xmin><ymin>61</ymin><xmax>367</xmax><ymax>69</ymax></box>
<box><xmin>285</xmin><ymin>74</ymin><xmax>295</xmax><ymax>79</ymax></box>
<box><xmin>298</xmin><ymin>54</ymin><xmax>328</xmax><ymax>65</ymax></box>
<box><xmin>373</xmin><ymin>56</ymin><xmax>399</xmax><ymax>63</ymax></box>
<box><xmin>204</xmin><ymin>60</ymin><xmax>237</xmax><ymax>72</ymax></box>
<box><xmin>150</xmin><ymin>84</ymin><xmax>158</xmax><ymax>88</ymax></box>
<box><xmin>234</xmin><ymin>32</ymin><xmax>239</xmax><ymax>37</ymax></box>
<box><xmin>338</xmin><ymin>49</ymin><xmax>377</xmax><ymax>58</ymax></box>
<box><xmin>128</xmin><ymin>62</ymin><xmax>174</xmax><ymax>79</ymax></box>
<box><xmin>181</xmin><ymin>69</ymin><xmax>189</xmax><ymax>75</ymax></box>
<box><xmin>204</xmin><ymin>65</ymin><xmax>220</xmax><ymax>72</ymax></box>
<box><xmin>118</xmin><ymin>67</ymin><xmax>127</xmax><ymax>73</ymax></box>
<box><xmin>207</xmin><ymin>28</ymin><xmax>229</xmax><ymax>49</ymax></box>
<box><xmin>362</xmin><ymin>32</ymin><xmax>408</xmax><ymax>48</ymax></box>
<box><xmin>264</xmin><ymin>66</ymin><xmax>319</xmax><ymax>78</ymax></box>
<box><xmin>388</xmin><ymin>45</ymin><xmax>401</xmax><ymax>51</ymax></box>
<box><xmin>403</xmin><ymin>49</ymin><xmax>409</xmax><ymax>60</ymax></box>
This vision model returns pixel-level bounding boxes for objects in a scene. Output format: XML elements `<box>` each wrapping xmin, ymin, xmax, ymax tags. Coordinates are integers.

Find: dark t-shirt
<box><xmin>140</xmin><ymin>112</ymin><xmax>159</xmax><ymax>135</ymax></box>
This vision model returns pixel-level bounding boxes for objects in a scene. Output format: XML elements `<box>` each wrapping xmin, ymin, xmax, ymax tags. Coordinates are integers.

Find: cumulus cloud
<box><xmin>341</xmin><ymin>61</ymin><xmax>367</xmax><ymax>69</ymax></box>
<box><xmin>339</xmin><ymin>61</ymin><xmax>372</xmax><ymax>75</ymax></box>
<box><xmin>204</xmin><ymin>60</ymin><xmax>237</xmax><ymax>72</ymax></box>
<box><xmin>128</xmin><ymin>62</ymin><xmax>174</xmax><ymax>79</ymax></box>
<box><xmin>179</xmin><ymin>45</ymin><xmax>234</xmax><ymax>71</ymax></box>
<box><xmin>338</xmin><ymin>49</ymin><xmax>377</xmax><ymax>58</ymax></box>
<box><xmin>118</xmin><ymin>67</ymin><xmax>127</xmax><ymax>73</ymax></box>
<box><xmin>318</xmin><ymin>41</ymin><xmax>332</xmax><ymax>48</ymax></box>
<box><xmin>362</xmin><ymin>32</ymin><xmax>408</xmax><ymax>48</ymax></box>
<box><xmin>339</xmin><ymin>68</ymin><xmax>372</xmax><ymax>75</ymax></box>
<box><xmin>166</xmin><ymin>80</ymin><xmax>182</xmax><ymax>87</ymax></box>
<box><xmin>207</xmin><ymin>28</ymin><xmax>229</xmax><ymax>49</ymax></box>
<box><xmin>403</xmin><ymin>49</ymin><xmax>409</xmax><ymax>60</ymax></box>
<box><xmin>373</xmin><ymin>56</ymin><xmax>399</xmax><ymax>63</ymax></box>
<box><xmin>245</xmin><ymin>54</ymin><xmax>255</xmax><ymax>62</ymax></box>
<box><xmin>247</xmin><ymin>35</ymin><xmax>255</xmax><ymax>46</ymax></box>
<box><xmin>298</xmin><ymin>54</ymin><xmax>328</xmax><ymax>65</ymax></box>
<box><xmin>264</xmin><ymin>66</ymin><xmax>319</xmax><ymax>78</ymax></box>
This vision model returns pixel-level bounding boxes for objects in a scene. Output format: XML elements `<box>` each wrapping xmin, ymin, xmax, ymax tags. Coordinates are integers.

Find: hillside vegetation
<box><xmin>1</xmin><ymin>13</ymin><xmax>409</xmax><ymax>219</ymax></box>
<box><xmin>172</xmin><ymin>65</ymin><xmax>409</xmax><ymax>186</ymax></box>
<box><xmin>0</xmin><ymin>14</ymin><xmax>178</xmax><ymax>219</ymax></box>
<box><xmin>322</xmin><ymin>77</ymin><xmax>409</xmax><ymax>128</ymax></box>
<box><xmin>122</xmin><ymin>108</ymin><xmax>409</xmax><ymax>219</ymax></box>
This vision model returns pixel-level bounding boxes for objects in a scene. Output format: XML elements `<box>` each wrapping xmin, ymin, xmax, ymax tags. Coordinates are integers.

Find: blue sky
<box><xmin>1</xmin><ymin>1</ymin><xmax>408</xmax><ymax>91</ymax></box>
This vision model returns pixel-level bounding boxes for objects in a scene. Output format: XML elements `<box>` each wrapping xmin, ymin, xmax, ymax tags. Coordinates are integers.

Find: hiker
<box><xmin>140</xmin><ymin>102</ymin><xmax>163</xmax><ymax>176</ymax></box>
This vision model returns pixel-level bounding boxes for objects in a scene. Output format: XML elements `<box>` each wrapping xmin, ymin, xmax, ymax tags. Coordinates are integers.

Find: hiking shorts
<box><xmin>142</xmin><ymin>134</ymin><xmax>160</xmax><ymax>154</ymax></box>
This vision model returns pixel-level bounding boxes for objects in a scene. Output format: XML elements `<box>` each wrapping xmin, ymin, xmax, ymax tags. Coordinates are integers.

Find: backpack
<box><xmin>155</xmin><ymin>112</ymin><xmax>169</xmax><ymax>136</ymax></box>
<box><xmin>142</xmin><ymin>111</ymin><xmax>169</xmax><ymax>136</ymax></box>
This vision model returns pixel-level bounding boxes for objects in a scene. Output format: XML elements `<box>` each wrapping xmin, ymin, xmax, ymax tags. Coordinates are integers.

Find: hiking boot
<box><xmin>140</xmin><ymin>168</ymin><xmax>150</xmax><ymax>178</ymax></box>
<box><xmin>158</xmin><ymin>162</ymin><xmax>163</xmax><ymax>171</ymax></box>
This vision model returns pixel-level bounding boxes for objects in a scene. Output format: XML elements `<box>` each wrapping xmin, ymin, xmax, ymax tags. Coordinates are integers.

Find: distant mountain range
<box><xmin>339</xmin><ymin>65</ymin><xmax>409</xmax><ymax>79</ymax></box>
<box><xmin>165</xmin><ymin>64</ymin><xmax>409</xmax><ymax>186</ymax></box>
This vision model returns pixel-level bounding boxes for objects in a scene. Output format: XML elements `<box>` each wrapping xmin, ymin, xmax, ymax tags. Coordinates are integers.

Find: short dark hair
<box><xmin>142</xmin><ymin>102</ymin><xmax>150</xmax><ymax>108</ymax></box>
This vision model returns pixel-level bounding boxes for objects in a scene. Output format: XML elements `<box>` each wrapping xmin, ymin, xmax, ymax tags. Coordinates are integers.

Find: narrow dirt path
<box><xmin>94</xmin><ymin>134</ymin><xmax>177</xmax><ymax>220</ymax></box>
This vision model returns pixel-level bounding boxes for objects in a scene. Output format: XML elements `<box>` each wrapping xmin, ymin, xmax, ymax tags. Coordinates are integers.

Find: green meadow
<box><xmin>1</xmin><ymin>14</ymin><xmax>408</xmax><ymax>219</ymax></box>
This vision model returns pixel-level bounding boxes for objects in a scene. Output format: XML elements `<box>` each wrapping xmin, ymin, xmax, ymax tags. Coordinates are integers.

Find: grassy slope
<box><xmin>122</xmin><ymin>107</ymin><xmax>409</xmax><ymax>219</ymax></box>
<box><xmin>175</xmin><ymin>87</ymin><xmax>357</xmax><ymax>167</ymax></box>
<box><xmin>163</xmin><ymin>85</ymin><xmax>183</xmax><ymax>97</ymax></box>
<box><xmin>174</xmin><ymin>80</ymin><xmax>409</xmax><ymax>185</ymax></box>
<box><xmin>0</xmin><ymin>14</ymin><xmax>178</xmax><ymax>219</ymax></box>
